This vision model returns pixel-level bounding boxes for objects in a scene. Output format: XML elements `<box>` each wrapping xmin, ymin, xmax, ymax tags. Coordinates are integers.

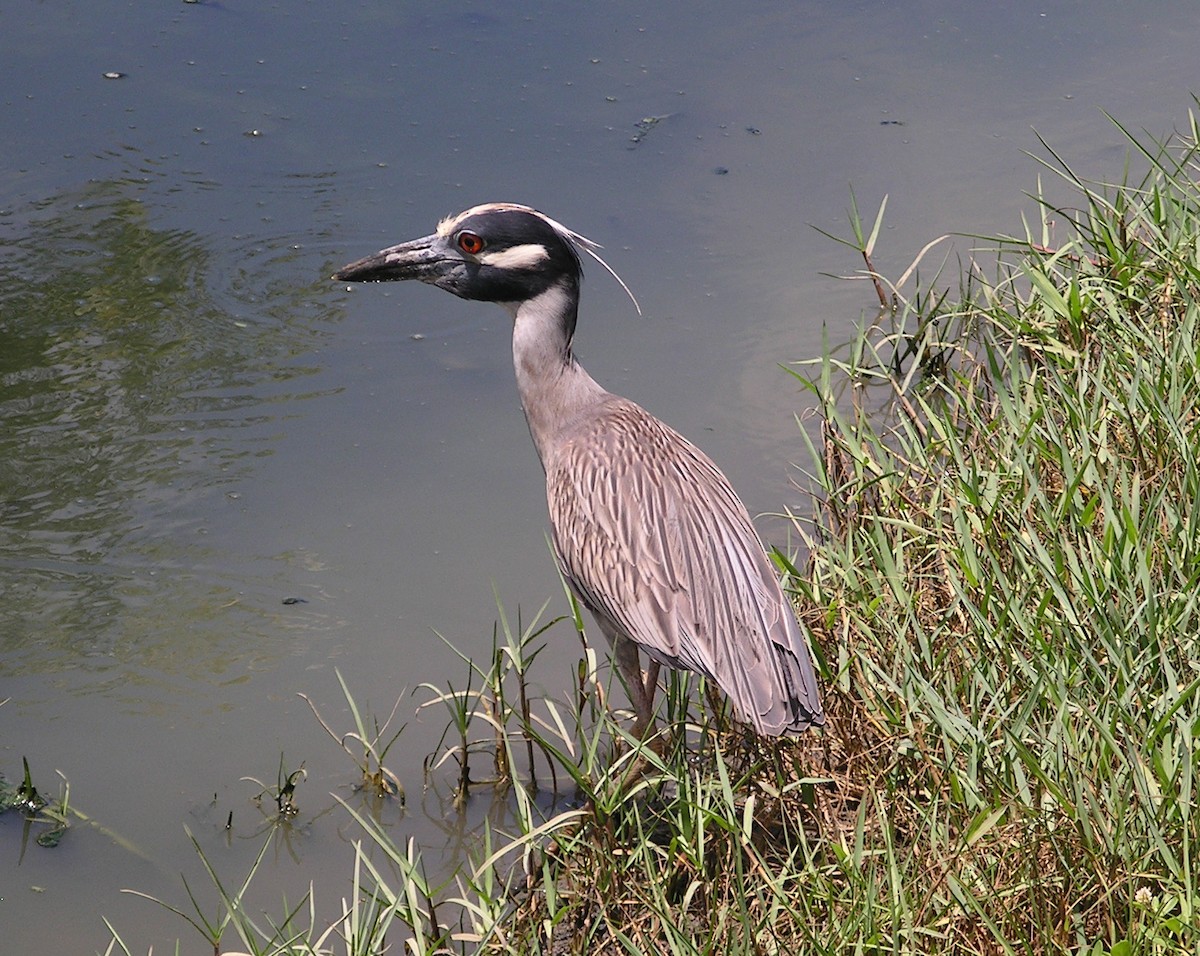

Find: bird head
<box><xmin>333</xmin><ymin>202</ymin><xmax>583</xmax><ymax>303</ymax></box>
<box><xmin>333</xmin><ymin>202</ymin><xmax>639</xmax><ymax>311</ymax></box>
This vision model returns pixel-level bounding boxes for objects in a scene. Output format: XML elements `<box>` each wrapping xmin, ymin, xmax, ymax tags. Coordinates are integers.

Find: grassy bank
<box><xmin>106</xmin><ymin>110</ymin><xmax>1200</xmax><ymax>955</ymax></box>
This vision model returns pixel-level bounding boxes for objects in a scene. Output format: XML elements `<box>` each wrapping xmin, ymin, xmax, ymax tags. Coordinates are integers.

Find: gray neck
<box><xmin>505</xmin><ymin>281</ymin><xmax>606</xmax><ymax>468</ymax></box>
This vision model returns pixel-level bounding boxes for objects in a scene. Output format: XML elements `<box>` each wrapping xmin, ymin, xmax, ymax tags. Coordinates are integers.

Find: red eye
<box><xmin>457</xmin><ymin>231</ymin><xmax>485</xmax><ymax>255</ymax></box>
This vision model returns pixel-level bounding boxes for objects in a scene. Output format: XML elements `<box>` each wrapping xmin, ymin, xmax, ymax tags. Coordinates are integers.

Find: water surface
<box><xmin>2</xmin><ymin>1</ymin><xmax>1197</xmax><ymax>949</ymax></box>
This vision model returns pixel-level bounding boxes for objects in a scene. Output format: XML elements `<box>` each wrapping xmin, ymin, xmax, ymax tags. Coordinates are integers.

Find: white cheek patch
<box><xmin>479</xmin><ymin>243</ymin><xmax>550</xmax><ymax>270</ymax></box>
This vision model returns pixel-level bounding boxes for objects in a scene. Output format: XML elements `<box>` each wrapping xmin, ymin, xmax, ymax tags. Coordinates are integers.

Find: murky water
<box><xmin>2</xmin><ymin>0</ymin><xmax>1197</xmax><ymax>949</ymax></box>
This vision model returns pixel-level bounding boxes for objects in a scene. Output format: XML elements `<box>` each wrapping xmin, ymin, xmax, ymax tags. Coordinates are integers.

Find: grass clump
<box><xmin>303</xmin><ymin>668</ymin><xmax>406</xmax><ymax>802</ymax></box>
<box><xmin>777</xmin><ymin>109</ymin><xmax>1200</xmax><ymax>952</ymax></box>
<box><xmin>0</xmin><ymin>756</ymin><xmax>70</xmax><ymax>850</ymax></box>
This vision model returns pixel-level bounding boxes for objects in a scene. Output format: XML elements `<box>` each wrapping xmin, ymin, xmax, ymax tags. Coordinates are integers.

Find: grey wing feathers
<box><xmin>545</xmin><ymin>398</ymin><xmax>824</xmax><ymax>735</ymax></box>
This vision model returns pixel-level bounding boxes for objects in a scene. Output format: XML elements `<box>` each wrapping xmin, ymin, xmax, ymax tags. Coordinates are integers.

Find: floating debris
<box><xmin>629</xmin><ymin>113</ymin><xmax>673</xmax><ymax>148</ymax></box>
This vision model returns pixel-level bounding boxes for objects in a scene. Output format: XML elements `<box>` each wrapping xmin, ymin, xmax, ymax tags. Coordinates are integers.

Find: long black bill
<box><xmin>332</xmin><ymin>234</ymin><xmax>442</xmax><ymax>283</ymax></box>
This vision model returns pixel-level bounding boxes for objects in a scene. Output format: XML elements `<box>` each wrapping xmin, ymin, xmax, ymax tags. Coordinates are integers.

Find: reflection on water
<box><xmin>0</xmin><ymin>181</ymin><xmax>332</xmax><ymax>679</ymax></box>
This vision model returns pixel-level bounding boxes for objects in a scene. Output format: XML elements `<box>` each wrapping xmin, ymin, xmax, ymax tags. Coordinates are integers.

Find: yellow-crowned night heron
<box><xmin>334</xmin><ymin>203</ymin><xmax>823</xmax><ymax>737</ymax></box>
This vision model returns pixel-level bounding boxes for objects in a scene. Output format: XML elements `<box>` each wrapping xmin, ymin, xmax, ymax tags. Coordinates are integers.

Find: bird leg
<box><xmin>614</xmin><ymin>635</ymin><xmax>661</xmax><ymax>742</ymax></box>
<box><xmin>642</xmin><ymin>659</ymin><xmax>661</xmax><ymax>728</ymax></box>
<box><xmin>612</xmin><ymin>640</ymin><xmax>671</xmax><ymax>797</ymax></box>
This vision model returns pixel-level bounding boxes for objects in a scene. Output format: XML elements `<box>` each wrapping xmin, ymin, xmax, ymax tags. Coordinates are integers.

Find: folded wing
<box><xmin>545</xmin><ymin>396</ymin><xmax>824</xmax><ymax>735</ymax></box>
